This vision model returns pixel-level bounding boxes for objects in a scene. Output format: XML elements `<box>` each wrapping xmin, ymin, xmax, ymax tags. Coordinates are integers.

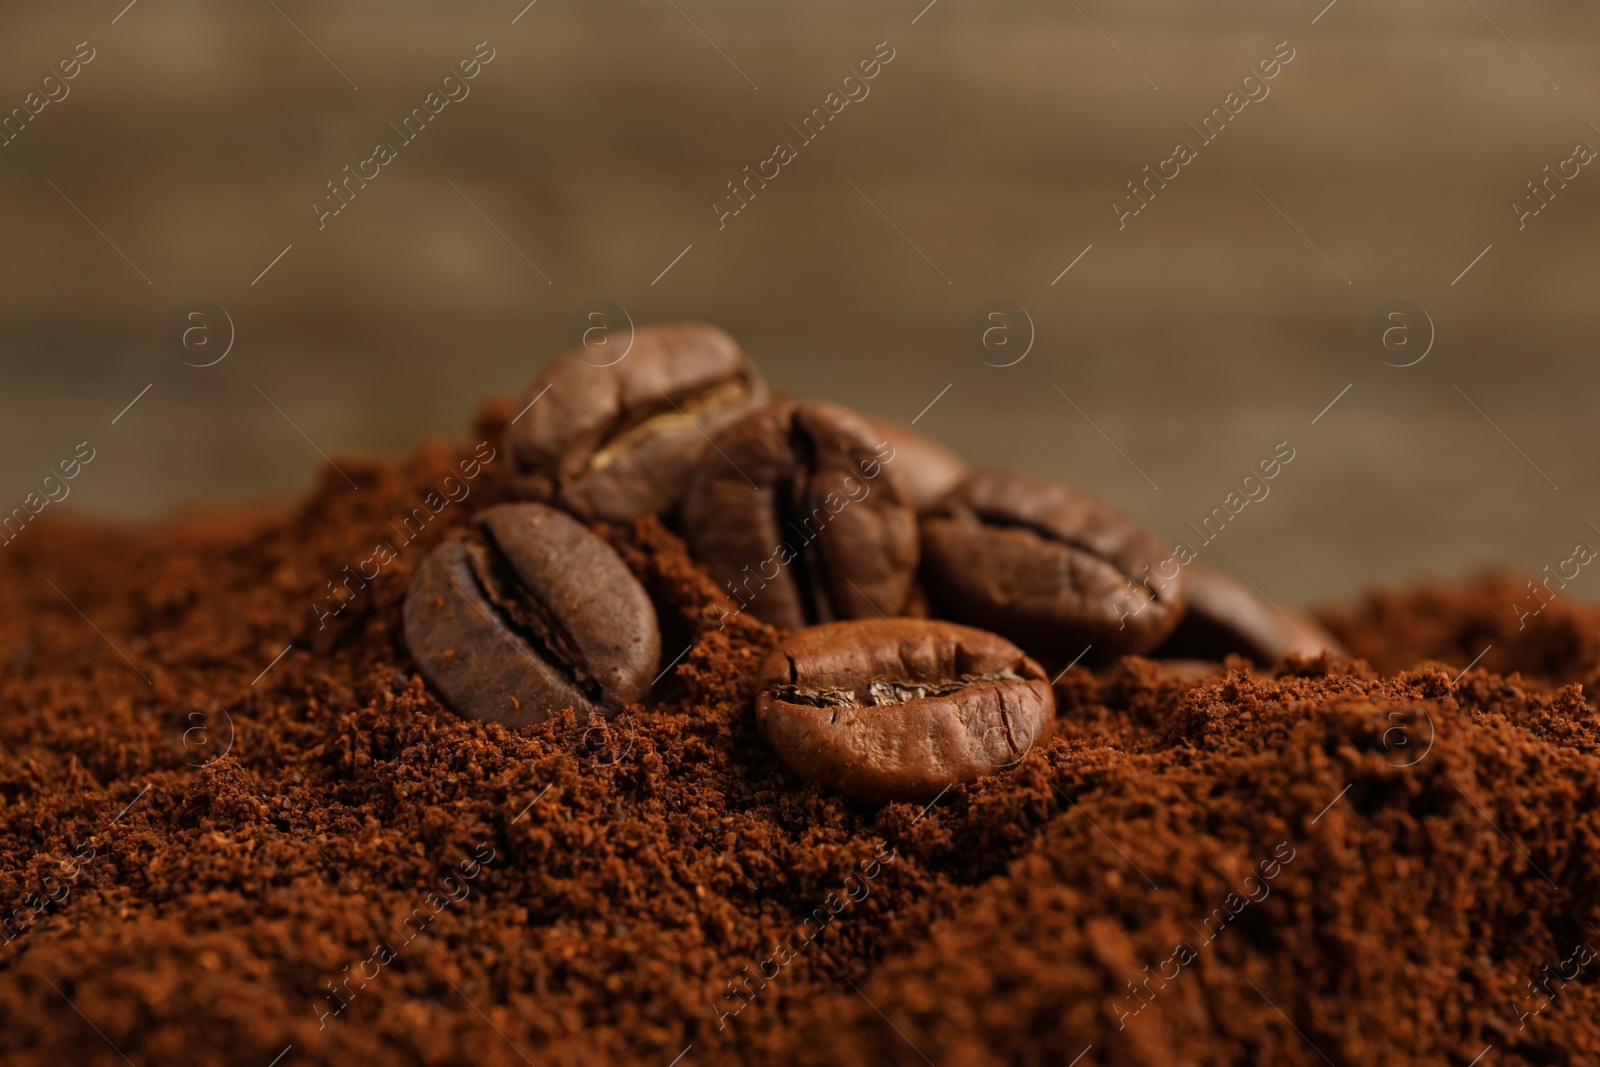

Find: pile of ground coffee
<box><xmin>1</xmin><ymin>408</ymin><xmax>1596</xmax><ymax>1066</ymax></box>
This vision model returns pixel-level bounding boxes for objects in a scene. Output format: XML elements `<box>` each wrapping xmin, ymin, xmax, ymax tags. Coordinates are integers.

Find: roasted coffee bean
<box><xmin>1154</xmin><ymin>564</ymin><xmax>1343</xmax><ymax>664</ymax></box>
<box><xmin>403</xmin><ymin>503</ymin><xmax>659</xmax><ymax>726</ymax></box>
<box><xmin>505</xmin><ymin>322</ymin><xmax>767</xmax><ymax>524</ymax></box>
<box><xmin>756</xmin><ymin>619</ymin><xmax>1053</xmax><ymax>805</ymax></box>
<box><xmin>681</xmin><ymin>400</ymin><xmax>918</xmax><ymax>631</ymax></box>
<box><xmin>920</xmin><ymin>469</ymin><xmax>1184</xmax><ymax>664</ymax></box>
<box><xmin>865</xmin><ymin>416</ymin><xmax>968</xmax><ymax>513</ymax></box>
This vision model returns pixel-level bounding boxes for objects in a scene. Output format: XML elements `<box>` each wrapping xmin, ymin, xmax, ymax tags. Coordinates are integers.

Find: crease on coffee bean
<box><xmin>589</xmin><ymin>378</ymin><xmax>750</xmax><ymax>473</ymax></box>
<box><xmin>782</xmin><ymin>417</ymin><xmax>833</xmax><ymax>624</ymax></box>
<box><xmin>771</xmin><ymin>670</ymin><xmax>1022</xmax><ymax>710</ymax></box>
<box><xmin>967</xmin><ymin>507</ymin><xmax>1148</xmax><ymax>589</ymax></box>
<box><xmin>463</xmin><ymin>536</ymin><xmax>603</xmax><ymax>705</ymax></box>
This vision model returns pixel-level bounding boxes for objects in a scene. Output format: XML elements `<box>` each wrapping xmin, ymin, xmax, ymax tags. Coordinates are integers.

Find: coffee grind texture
<box><xmin>0</xmin><ymin>402</ymin><xmax>1597</xmax><ymax>1066</ymax></box>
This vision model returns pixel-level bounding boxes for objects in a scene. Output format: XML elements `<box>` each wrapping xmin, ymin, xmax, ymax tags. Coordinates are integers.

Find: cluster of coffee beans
<box><xmin>403</xmin><ymin>323</ymin><xmax>1340</xmax><ymax>805</ymax></box>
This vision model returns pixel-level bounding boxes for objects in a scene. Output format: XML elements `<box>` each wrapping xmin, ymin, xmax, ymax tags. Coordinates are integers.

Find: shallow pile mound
<box><xmin>0</xmin><ymin>412</ymin><xmax>1595</xmax><ymax>1066</ymax></box>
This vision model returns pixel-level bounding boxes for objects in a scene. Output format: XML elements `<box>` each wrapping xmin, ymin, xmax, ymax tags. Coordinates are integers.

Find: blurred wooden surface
<box><xmin>2</xmin><ymin>0</ymin><xmax>1599</xmax><ymax>603</ymax></box>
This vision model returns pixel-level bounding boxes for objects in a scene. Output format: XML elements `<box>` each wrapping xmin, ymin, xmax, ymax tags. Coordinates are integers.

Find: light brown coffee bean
<box><xmin>403</xmin><ymin>503</ymin><xmax>660</xmax><ymax>726</ymax></box>
<box><xmin>755</xmin><ymin>618</ymin><xmax>1054</xmax><ymax>805</ymax></box>
<box><xmin>920</xmin><ymin>469</ymin><xmax>1184</xmax><ymax>665</ymax></box>
<box><xmin>682</xmin><ymin>400</ymin><xmax>918</xmax><ymax>631</ymax></box>
<box><xmin>505</xmin><ymin>322</ymin><xmax>767</xmax><ymax>524</ymax></box>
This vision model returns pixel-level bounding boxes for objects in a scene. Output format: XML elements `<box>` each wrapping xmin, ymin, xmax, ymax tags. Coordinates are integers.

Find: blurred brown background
<box><xmin>2</xmin><ymin>0</ymin><xmax>1598</xmax><ymax>605</ymax></box>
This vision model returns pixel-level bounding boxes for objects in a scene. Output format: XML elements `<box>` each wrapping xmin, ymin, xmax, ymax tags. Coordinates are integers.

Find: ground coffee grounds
<box><xmin>0</xmin><ymin>406</ymin><xmax>1596</xmax><ymax>1066</ymax></box>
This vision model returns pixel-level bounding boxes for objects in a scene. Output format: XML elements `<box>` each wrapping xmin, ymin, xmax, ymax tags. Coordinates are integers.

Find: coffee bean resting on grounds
<box><xmin>755</xmin><ymin>619</ymin><xmax>1054</xmax><ymax>806</ymax></box>
<box><xmin>0</xmin><ymin>404</ymin><xmax>1597</xmax><ymax>1066</ymax></box>
<box><xmin>404</xmin><ymin>502</ymin><xmax>660</xmax><ymax>727</ymax></box>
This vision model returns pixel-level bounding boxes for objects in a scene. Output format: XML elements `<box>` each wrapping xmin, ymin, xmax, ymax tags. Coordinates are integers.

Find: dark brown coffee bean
<box><xmin>756</xmin><ymin>618</ymin><xmax>1053</xmax><ymax>805</ymax></box>
<box><xmin>505</xmin><ymin>323</ymin><xmax>767</xmax><ymax>524</ymax></box>
<box><xmin>1154</xmin><ymin>564</ymin><xmax>1343</xmax><ymax>664</ymax></box>
<box><xmin>681</xmin><ymin>400</ymin><xmax>918</xmax><ymax>631</ymax></box>
<box><xmin>403</xmin><ymin>503</ymin><xmax>659</xmax><ymax>726</ymax></box>
<box><xmin>865</xmin><ymin>416</ymin><xmax>968</xmax><ymax>513</ymax></box>
<box><xmin>920</xmin><ymin>469</ymin><xmax>1184</xmax><ymax>664</ymax></box>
